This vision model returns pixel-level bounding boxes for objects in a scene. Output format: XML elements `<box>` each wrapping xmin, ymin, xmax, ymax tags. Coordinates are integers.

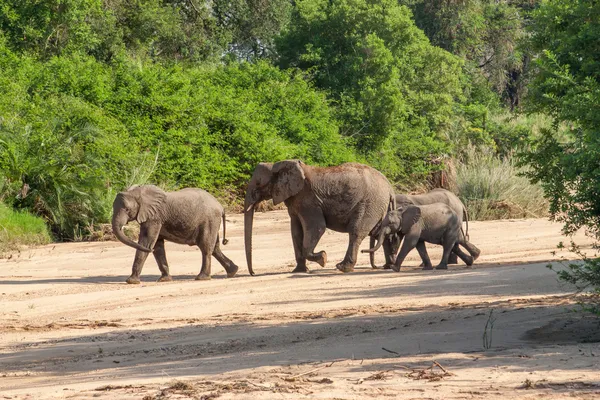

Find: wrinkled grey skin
<box><xmin>369</xmin><ymin>188</ymin><xmax>480</xmax><ymax>269</ymax></box>
<box><xmin>112</xmin><ymin>185</ymin><xmax>238</xmax><ymax>284</ymax></box>
<box><xmin>363</xmin><ymin>204</ymin><xmax>479</xmax><ymax>271</ymax></box>
<box><xmin>244</xmin><ymin>160</ymin><xmax>395</xmax><ymax>274</ymax></box>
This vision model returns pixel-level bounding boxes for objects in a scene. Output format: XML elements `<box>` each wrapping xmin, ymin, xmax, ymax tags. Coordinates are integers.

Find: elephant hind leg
<box><xmin>153</xmin><ymin>238</ymin><xmax>172</xmax><ymax>282</ymax></box>
<box><xmin>212</xmin><ymin>236</ymin><xmax>239</xmax><ymax>278</ymax></box>
<box><xmin>300</xmin><ymin>210</ymin><xmax>327</xmax><ymax>270</ymax></box>
<box><xmin>452</xmin><ymin>243</ymin><xmax>474</xmax><ymax>266</ymax></box>
<box><xmin>195</xmin><ymin>220</ymin><xmax>219</xmax><ymax>281</ymax></box>
<box><xmin>448</xmin><ymin>252</ymin><xmax>459</xmax><ymax>264</ymax></box>
<box><xmin>336</xmin><ymin>232</ymin><xmax>367</xmax><ymax>273</ymax></box>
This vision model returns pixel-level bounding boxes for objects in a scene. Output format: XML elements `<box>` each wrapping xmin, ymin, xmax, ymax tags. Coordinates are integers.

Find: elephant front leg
<box><xmin>127</xmin><ymin>223</ymin><xmax>161</xmax><ymax>284</ymax></box>
<box><xmin>415</xmin><ymin>241</ymin><xmax>433</xmax><ymax>270</ymax></box>
<box><xmin>290</xmin><ymin>215</ymin><xmax>309</xmax><ymax>273</ymax></box>
<box><xmin>391</xmin><ymin>234</ymin><xmax>419</xmax><ymax>272</ymax></box>
<box><xmin>152</xmin><ymin>238</ymin><xmax>173</xmax><ymax>282</ymax></box>
<box><xmin>382</xmin><ymin>233</ymin><xmax>402</xmax><ymax>269</ymax></box>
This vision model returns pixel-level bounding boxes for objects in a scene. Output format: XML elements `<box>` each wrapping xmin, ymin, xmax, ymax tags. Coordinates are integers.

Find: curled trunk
<box><xmin>362</xmin><ymin>227</ymin><xmax>387</xmax><ymax>254</ymax></box>
<box><xmin>112</xmin><ymin>212</ymin><xmax>152</xmax><ymax>253</ymax></box>
<box><xmin>244</xmin><ymin>203</ymin><xmax>255</xmax><ymax>276</ymax></box>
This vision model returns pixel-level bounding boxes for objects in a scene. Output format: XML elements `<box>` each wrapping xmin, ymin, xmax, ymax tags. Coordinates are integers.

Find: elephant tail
<box><xmin>463</xmin><ymin>207</ymin><xmax>470</xmax><ymax>241</ymax></box>
<box><xmin>389</xmin><ymin>192</ymin><xmax>396</xmax><ymax>211</ymax></box>
<box><xmin>222</xmin><ymin>211</ymin><xmax>229</xmax><ymax>245</ymax></box>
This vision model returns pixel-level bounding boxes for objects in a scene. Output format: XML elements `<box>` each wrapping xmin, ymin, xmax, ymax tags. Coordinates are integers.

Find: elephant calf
<box><xmin>363</xmin><ymin>204</ymin><xmax>478</xmax><ymax>271</ymax></box>
<box><xmin>112</xmin><ymin>185</ymin><xmax>238</xmax><ymax>284</ymax></box>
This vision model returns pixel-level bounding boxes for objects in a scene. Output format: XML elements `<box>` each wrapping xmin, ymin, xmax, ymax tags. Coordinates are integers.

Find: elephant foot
<box><xmin>391</xmin><ymin>264</ymin><xmax>401</xmax><ymax>272</ymax></box>
<box><xmin>335</xmin><ymin>262</ymin><xmax>354</xmax><ymax>273</ymax></box>
<box><xmin>383</xmin><ymin>263</ymin><xmax>394</xmax><ymax>270</ymax></box>
<box><xmin>226</xmin><ymin>264</ymin><xmax>239</xmax><ymax>278</ymax></box>
<box><xmin>435</xmin><ymin>264</ymin><xmax>448</xmax><ymax>270</ymax></box>
<box><xmin>464</xmin><ymin>256</ymin><xmax>474</xmax><ymax>267</ymax></box>
<box><xmin>422</xmin><ymin>265</ymin><xmax>434</xmax><ymax>271</ymax></box>
<box><xmin>316</xmin><ymin>251</ymin><xmax>327</xmax><ymax>268</ymax></box>
<box><xmin>471</xmin><ymin>248</ymin><xmax>481</xmax><ymax>261</ymax></box>
<box><xmin>292</xmin><ymin>265</ymin><xmax>309</xmax><ymax>273</ymax></box>
<box><xmin>195</xmin><ymin>274</ymin><xmax>211</xmax><ymax>281</ymax></box>
<box><xmin>126</xmin><ymin>276</ymin><xmax>141</xmax><ymax>284</ymax></box>
<box><xmin>157</xmin><ymin>275</ymin><xmax>173</xmax><ymax>282</ymax></box>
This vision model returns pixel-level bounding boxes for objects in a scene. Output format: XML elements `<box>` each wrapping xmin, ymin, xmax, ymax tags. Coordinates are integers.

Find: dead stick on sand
<box><xmin>433</xmin><ymin>361</ymin><xmax>451</xmax><ymax>375</ymax></box>
<box><xmin>289</xmin><ymin>365</ymin><xmax>328</xmax><ymax>380</ymax></box>
<box><xmin>381</xmin><ymin>347</ymin><xmax>400</xmax><ymax>355</ymax></box>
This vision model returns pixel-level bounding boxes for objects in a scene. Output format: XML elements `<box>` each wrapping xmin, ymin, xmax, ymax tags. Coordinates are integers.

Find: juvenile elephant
<box><xmin>112</xmin><ymin>185</ymin><xmax>239</xmax><ymax>284</ymax></box>
<box><xmin>244</xmin><ymin>160</ymin><xmax>395</xmax><ymax>274</ymax></box>
<box><xmin>363</xmin><ymin>204</ymin><xmax>478</xmax><ymax>271</ymax></box>
<box><xmin>369</xmin><ymin>188</ymin><xmax>480</xmax><ymax>269</ymax></box>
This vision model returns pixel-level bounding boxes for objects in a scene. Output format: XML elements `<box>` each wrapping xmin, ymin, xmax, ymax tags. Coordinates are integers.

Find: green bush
<box><xmin>455</xmin><ymin>146</ymin><xmax>548</xmax><ymax>220</ymax></box>
<box><xmin>0</xmin><ymin>203</ymin><xmax>51</xmax><ymax>254</ymax></box>
<box><xmin>0</xmin><ymin>44</ymin><xmax>355</xmax><ymax>238</ymax></box>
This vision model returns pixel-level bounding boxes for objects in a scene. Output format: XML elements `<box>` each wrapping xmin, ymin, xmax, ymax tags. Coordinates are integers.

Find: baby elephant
<box><xmin>363</xmin><ymin>204</ymin><xmax>477</xmax><ymax>271</ymax></box>
<box><xmin>112</xmin><ymin>185</ymin><xmax>239</xmax><ymax>284</ymax></box>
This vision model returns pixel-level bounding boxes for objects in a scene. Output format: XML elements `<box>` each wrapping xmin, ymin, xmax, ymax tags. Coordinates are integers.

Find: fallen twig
<box><xmin>433</xmin><ymin>361</ymin><xmax>450</xmax><ymax>375</ymax></box>
<box><xmin>285</xmin><ymin>360</ymin><xmax>339</xmax><ymax>381</ymax></box>
<box><xmin>381</xmin><ymin>347</ymin><xmax>400</xmax><ymax>355</ymax></box>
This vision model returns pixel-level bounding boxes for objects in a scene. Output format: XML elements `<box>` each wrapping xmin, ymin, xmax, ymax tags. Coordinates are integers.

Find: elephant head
<box><xmin>244</xmin><ymin>160</ymin><xmax>306</xmax><ymax>275</ymax></box>
<box><xmin>362</xmin><ymin>206</ymin><xmax>421</xmax><ymax>254</ymax></box>
<box><xmin>112</xmin><ymin>185</ymin><xmax>167</xmax><ymax>253</ymax></box>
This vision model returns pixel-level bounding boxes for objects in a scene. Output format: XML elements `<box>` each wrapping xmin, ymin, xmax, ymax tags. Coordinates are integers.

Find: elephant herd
<box><xmin>112</xmin><ymin>159</ymin><xmax>480</xmax><ymax>284</ymax></box>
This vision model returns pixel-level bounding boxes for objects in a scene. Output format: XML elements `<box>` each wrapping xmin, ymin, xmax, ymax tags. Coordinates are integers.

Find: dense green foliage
<box><xmin>522</xmin><ymin>0</ymin><xmax>600</xmax><ymax>302</ymax></box>
<box><xmin>0</xmin><ymin>0</ymin><xmax>552</xmax><ymax>242</ymax></box>
<box><xmin>277</xmin><ymin>0</ymin><xmax>463</xmax><ymax>180</ymax></box>
<box><xmin>0</xmin><ymin>44</ymin><xmax>351</xmax><ymax>236</ymax></box>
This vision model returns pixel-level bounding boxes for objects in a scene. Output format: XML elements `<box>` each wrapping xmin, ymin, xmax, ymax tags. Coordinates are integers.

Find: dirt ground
<box><xmin>1</xmin><ymin>211</ymin><xmax>600</xmax><ymax>399</ymax></box>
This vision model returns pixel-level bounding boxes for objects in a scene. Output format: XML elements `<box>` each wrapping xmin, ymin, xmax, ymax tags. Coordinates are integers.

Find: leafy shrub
<box><xmin>454</xmin><ymin>146</ymin><xmax>548</xmax><ymax>220</ymax></box>
<box><xmin>0</xmin><ymin>45</ymin><xmax>355</xmax><ymax>238</ymax></box>
<box><xmin>0</xmin><ymin>203</ymin><xmax>51</xmax><ymax>254</ymax></box>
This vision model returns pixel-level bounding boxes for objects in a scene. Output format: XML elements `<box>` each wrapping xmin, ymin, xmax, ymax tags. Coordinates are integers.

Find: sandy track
<box><xmin>1</xmin><ymin>211</ymin><xmax>599</xmax><ymax>399</ymax></box>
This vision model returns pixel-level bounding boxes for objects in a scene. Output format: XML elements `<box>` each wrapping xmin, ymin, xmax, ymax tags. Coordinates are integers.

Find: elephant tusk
<box><xmin>245</xmin><ymin>202</ymin><xmax>255</xmax><ymax>212</ymax></box>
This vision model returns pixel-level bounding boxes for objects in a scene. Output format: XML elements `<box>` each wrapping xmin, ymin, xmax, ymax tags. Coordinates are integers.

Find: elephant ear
<box><xmin>134</xmin><ymin>185</ymin><xmax>167</xmax><ymax>223</ymax></box>
<box><xmin>271</xmin><ymin>160</ymin><xmax>305</xmax><ymax>205</ymax></box>
<box><xmin>400</xmin><ymin>205</ymin><xmax>421</xmax><ymax>233</ymax></box>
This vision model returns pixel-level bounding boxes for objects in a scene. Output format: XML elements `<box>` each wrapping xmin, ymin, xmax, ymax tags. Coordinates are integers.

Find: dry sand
<box><xmin>1</xmin><ymin>211</ymin><xmax>599</xmax><ymax>399</ymax></box>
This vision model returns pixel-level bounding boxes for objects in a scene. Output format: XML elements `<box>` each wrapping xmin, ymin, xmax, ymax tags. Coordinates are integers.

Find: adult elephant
<box><xmin>244</xmin><ymin>160</ymin><xmax>395</xmax><ymax>275</ymax></box>
<box><xmin>369</xmin><ymin>188</ymin><xmax>480</xmax><ymax>269</ymax></box>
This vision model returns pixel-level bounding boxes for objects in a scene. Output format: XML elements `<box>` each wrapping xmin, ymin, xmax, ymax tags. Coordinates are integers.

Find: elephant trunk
<box><xmin>362</xmin><ymin>227</ymin><xmax>387</xmax><ymax>254</ymax></box>
<box><xmin>369</xmin><ymin>235</ymin><xmax>377</xmax><ymax>268</ymax></box>
<box><xmin>112</xmin><ymin>210</ymin><xmax>152</xmax><ymax>253</ymax></box>
<box><xmin>244</xmin><ymin>201</ymin><xmax>256</xmax><ymax>276</ymax></box>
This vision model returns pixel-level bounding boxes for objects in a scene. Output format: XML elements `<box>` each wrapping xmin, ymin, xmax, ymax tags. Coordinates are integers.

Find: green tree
<box><xmin>276</xmin><ymin>0</ymin><xmax>464</xmax><ymax>182</ymax></box>
<box><xmin>522</xmin><ymin>0</ymin><xmax>600</xmax><ymax>308</ymax></box>
<box><xmin>407</xmin><ymin>0</ymin><xmax>530</xmax><ymax>108</ymax></box>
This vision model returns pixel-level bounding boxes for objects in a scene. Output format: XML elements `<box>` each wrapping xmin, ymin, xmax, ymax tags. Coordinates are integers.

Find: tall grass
<box><xmin>0</xmin><ymin>203</ymin><xmax>51</xmax><ymax>254</ymax></box>
<box><xmin>454</xmin><ymin>146</ymin><xmax>549</xmax><ymax>220</ymax></box>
